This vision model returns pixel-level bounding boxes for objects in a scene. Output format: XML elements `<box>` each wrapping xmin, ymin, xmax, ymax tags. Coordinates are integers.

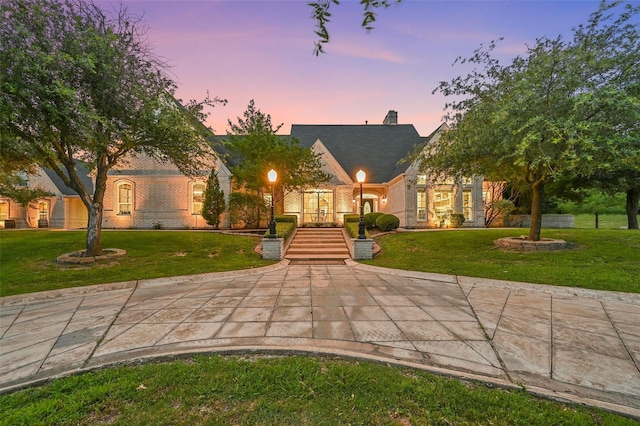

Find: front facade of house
<box><xmin>5</xmin><ymin>110</ymin><xmax>485</xmax><ymax>230</ymax></box>
<box><xmin>282</xmin><ymin>111</ymin><xmax>485</xmax><ymax>228</ymax></box>
<box><xmin>102</xmin><ymin>154</ymin><xmax>233</xmax><ymax>229</ymax></box>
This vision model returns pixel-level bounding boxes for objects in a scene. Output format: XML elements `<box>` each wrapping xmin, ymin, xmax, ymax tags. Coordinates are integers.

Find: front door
<box><xmin>363</xmin><ymin>199</ymin><xmax>374</xmax><ymax>215</ymax></box>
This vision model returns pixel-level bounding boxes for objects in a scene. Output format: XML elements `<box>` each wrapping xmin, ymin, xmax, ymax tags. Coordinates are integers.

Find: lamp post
<box><xmin>356</xmin><ymin>169</ymin><xmax>366</xmax><ymax>239</ymax></box>
<box><xmin>267</xmin><ymin>169</ymin><xmax>277</xmax><ymax>238</ymax></box>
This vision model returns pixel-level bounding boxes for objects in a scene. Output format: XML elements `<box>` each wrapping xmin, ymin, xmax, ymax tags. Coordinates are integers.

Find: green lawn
<box><xmin>2</xmin><ymin>227</ymin><xmax>639</xmax><ymax>296</ymax></box>
<box><xmin>572</xmin><ymin>213</ymin><xmax>631</xmax><ymax>229</ymax></box>
<box><xmin>364</xmin><ymin>228</ymin><xmax>640</xmax><ymax>293</ymax></box>
<box><xmin>0</xmin><ymin>230</ymin><xmax>273</xmax><ymax>297</ymax></box>
<box><xmin>0</xmin><ymin>355</ymin><xmax>634</xmax><ymax>425</ymax></box>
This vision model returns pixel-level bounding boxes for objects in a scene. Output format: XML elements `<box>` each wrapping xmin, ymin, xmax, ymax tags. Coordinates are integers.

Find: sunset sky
<box><xmin>97</xmin><ymin>0</ymin><xmax>605</xmax><ymax>136</ymax></box>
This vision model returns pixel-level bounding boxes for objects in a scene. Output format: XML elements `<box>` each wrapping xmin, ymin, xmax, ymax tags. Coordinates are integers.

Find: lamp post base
<box><xmin>353</xmin><ymin>238</ymin><xmax>373</xmax><ymax>260</ymax></box>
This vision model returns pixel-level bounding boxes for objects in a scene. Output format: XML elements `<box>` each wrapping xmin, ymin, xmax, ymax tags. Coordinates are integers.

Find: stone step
<box><xmin>291</xmin><ymin>239</ymin><xmax>345</xmax><ymax>244</ymax></box>
<box><xmin>289</xmin><ymin>243</ymin><xmax>347</xmax><ymax>249</ymax></box>
<box><xmin>287</xmin><ymin>248</ymin><xmax>350</xmax><ymax>255</ymax></box>
<box><xmin>286</xmin><ymin>253</ymin><xmax>351</xmax><ymax>260</ymax></box>
<box><xmin>285</xmin><ymin>227</ymin><xmax>351</xmax><ymax>261</ymax></box>
<box><xmin>294</xmin><ymin>230</ymin><xmax>344</xmax><ymax>236</ymax></box>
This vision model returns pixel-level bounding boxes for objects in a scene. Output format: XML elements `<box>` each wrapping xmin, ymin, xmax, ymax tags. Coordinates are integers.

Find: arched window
<box><xmin>0</xmin><ymin>201</ymin><xmax>8</xmax><ymax>220</ymax></box>
<box><xmin>192</xmin><ymin>183</ymin><xmax>205</xmax><ymax>215</ymax></box>
<box><xmin>117</xmin><ymin>183</ymin><xmax>132</xmax><ymax>215</ymax></box>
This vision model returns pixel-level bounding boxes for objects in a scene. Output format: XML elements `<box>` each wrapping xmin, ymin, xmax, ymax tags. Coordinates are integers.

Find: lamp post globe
<box><xmin>356</xmin><ymin>169</ymin><xmax>366</xmax><ymax>239</ymax></box>
<box><xmin>268</xmin><ymin>169</ymin><xmax>277</xmax><ymax>238</ymax></box>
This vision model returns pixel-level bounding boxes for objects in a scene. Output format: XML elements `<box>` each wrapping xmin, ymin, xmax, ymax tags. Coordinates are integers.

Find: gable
<box><xmin>291</xmin><ymin>124</ymin><xmax>424</xmax><ymax>183</ymax></box>
<box><xmin>311</xmin><ymin>139</ymin><xmax>352</xmax><ymax>185</ymax></box>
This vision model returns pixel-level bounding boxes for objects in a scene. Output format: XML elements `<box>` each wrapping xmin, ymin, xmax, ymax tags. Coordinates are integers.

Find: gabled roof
<box><xmin>42</xmin><ymin>161</ymin><xmax>94</xmax><ymax>196</ymax></box>
<box><xmin>290</xmin><ymin>124</ymin><xmax>424</xmax><ymax>183</ymax></box>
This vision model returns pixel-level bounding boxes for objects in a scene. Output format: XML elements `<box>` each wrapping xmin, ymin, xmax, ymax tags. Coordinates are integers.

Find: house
<box><xmin>6</xmin><ymin>110</ymin><xmax>485</xmax><ymax>229</ymax></box>
<box><xmin>284</xmin><ymin>111</ymin><xmax>485</xmax><ymax>228</ymax></box>
<box><xmin>0</xmin><ymin>162</ymin><xmax>93</xmax><ymax>229</ymax></box>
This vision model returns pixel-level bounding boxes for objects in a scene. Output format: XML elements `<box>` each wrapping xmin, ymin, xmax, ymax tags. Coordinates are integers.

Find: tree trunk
<box><xmin>528</xmin><ymin>180</ymin><xmax>544</xmax><ymax>241</ymax></box>
<box><xmin>626</xmin><ymin>187</ymin><xmax>639</xmax><ymax>230</ymax></box>
<box><xmin>85</xmin><ymin>202</ymin><xmax>103</xmax><ymax>256</ymax></box>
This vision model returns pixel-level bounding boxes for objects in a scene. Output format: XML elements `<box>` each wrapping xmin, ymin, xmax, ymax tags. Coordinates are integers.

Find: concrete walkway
<box><xmin>1</xmin><ymin>261</ymin><xmax>639</xmax><ymax>419</ymax></box>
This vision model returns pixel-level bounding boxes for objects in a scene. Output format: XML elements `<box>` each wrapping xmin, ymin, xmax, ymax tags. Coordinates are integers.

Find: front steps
<box><xmin>285</xmin><ymin>228</ymin><xmax>351</xmax><ymax>263</ymax></box>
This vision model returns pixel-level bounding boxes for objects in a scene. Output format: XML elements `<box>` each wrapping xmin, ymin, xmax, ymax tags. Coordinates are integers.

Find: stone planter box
<box><xmin>352</xmin><ymin>238</ymin><xmax>373</xmax><ymax>260</ymax></box>
<box><xmin>494</xmin><ymin>237</ymin><xmax>568</xmax><ymax>251</ymax></box>
<box><xmin>261</xmin><ymin>237</ymin><xmax>284</xmax><ymax>260</ymax></box>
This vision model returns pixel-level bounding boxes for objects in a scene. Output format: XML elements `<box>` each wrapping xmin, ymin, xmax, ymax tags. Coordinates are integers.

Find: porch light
<box><xmin>268</xmin><ymin>169</ymin><xmax>277</xmax><ymax>238</ymax></box>
<box><xmin>356</xmin><ymin>169</ymin><xmax>366</xmax><ymax>239</ymax></box>
<box><xmin>382</xmin><ymin>195</ymin><xmax>387</xmax><ymax>203</ymax></box>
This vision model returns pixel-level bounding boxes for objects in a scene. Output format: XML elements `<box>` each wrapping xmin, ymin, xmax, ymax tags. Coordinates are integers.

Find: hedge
<box><xmin>343</xmin><ymin>214</ymin><xmax>360</xmax><ymax>224</ymax></box>
<box><xmin>364</xmin><ymin>212</ymin><xmax>384</xmax><ymax>229</ymax></box>
<box><xmin>376</xmin><ymin>214</ymin><xmax>400</xmax><ymax>231</ymax></box>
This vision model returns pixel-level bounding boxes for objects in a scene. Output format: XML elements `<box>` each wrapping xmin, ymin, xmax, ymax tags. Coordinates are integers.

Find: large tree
<box><xmin>422</xmin><ymin>1</ymin><xmax>639</xmax><ymax>240</ymax></box>
<box><xmin>0</xmin><ymin>0</ymin><xmax>224</xmax><ymax>255</ymax></box>
<box><xmin>224</xmin><ymin>100</ymin><xmax>330</xmax><ymax>208</ymax></box>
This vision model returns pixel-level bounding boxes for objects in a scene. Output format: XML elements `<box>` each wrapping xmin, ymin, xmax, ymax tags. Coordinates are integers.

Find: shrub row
<box><xmin>263</xmin><ymin>215</ymin><xmax>297</xmax><ymax>239</ymax></box>
<box><xmin>363</xmin><ymin>212</ymin><xmax>400</xmax><ymax>232</ymax></box>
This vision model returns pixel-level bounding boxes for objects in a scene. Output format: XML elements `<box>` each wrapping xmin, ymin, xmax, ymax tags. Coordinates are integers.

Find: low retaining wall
<box><xmin>494</xmin><ymin>237</ymin><xmax>568</xmax><ymax>251</ymax></box>
<box><xmin>505</xmin><ymin>214</ymin><xmax>574</xmax><ymax>228</ymax></box>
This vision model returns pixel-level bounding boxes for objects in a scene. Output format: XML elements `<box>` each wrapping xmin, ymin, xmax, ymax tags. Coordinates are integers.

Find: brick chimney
<box><xmin>383</xmin><ymin>110</ymin><xmax>397</xmax><ymax>125</ymax></box>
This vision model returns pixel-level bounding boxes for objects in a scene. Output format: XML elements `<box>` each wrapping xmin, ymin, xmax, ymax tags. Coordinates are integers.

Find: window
<box><xmin>118</xmin><ymin>183</ymin><xmax>132</xmax><ymax>215</ymax></box>
<box><xmin>303</xmin><ymin>190</ymin><xmax>334</xmax><ymax>223</ymax></box>
<box><xmin>463</xmin><ymin>189</ymin><xmax>473</xmax><ymax>220</ymax></box>
<box><xmin>38</xmin><ymin>201</ymin><xmax>48</xmax><ymax>220</ymax></box>
<box><xmin>434</xmin><ymin>190</ymin><xmax>454</xmax><ymax>224</ymax></box>
<box><xmin>416</xmin><ymin>174</ymin><xmax>427</xmax><ymax>185</ymax></box>
<box><xmin>192</xmin><ymin>183</ymin><xmax>205</xmax><ymax>215</ymax></box>
<box><xmin>0</xmin><ymin>202</ymin><xmax>8</xmax><ymax>220</ymax></box>
<box><xmin>416</xmin><ymin>189</ymin><xmax>427</xmax><ymax>221</ymax></box>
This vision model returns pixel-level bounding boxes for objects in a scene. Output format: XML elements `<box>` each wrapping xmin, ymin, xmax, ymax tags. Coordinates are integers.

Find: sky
<box><xmin>96</xmin><ymin>0</ymin><xmax>611</xmax><ymax>136</ymax></box>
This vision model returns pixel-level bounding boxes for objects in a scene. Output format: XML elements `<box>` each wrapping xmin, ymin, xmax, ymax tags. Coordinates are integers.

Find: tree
<box><xmin>202</xmin><ymin>169</ymin><xmax>226</xmax><ymax>229</ymax></box>
<box><xmin>224</xmin><ymin>100</ymin><xmax>331</xmax><ymax>210</ymax></box>
<box><xmin>422</xmin><ymin>1</ymin><xmax>640</xmax><ymax>240</ymax></box>
<box><xmin>309</xmin><ymin>0</ymin><xmax>402</xmax><ymax>55</ymax></box>
<box><xmin>0</xmin><ymin>0</ymin><xmax>225</xmax><ymax>255</ymax></box>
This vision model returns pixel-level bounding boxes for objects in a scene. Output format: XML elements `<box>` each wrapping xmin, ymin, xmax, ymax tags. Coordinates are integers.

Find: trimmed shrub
<box><xmin>343</xmin><ymin>214</ymin><xmax>360</xmax><ymax>224</ymax></box>
<box><xmin>450</xmin><ymin>213</ymin><xmax>465</xmax><ymax>228</ymax></box>
<box><xmin>276</xmin><ymin>215</ymin><xmax>298</xmax><ymax>228</ymax></box>
<box><xmin>364</xmin><ymin>212</ymin><xmax>384</xmax><ymax>230</ymax></box>
<box><xmin>376</xmin><ymin>214</ymin><xmax>400</xmax><ymax>231</ymax></box>
<box><xmin>346</xmin><ymin>222</ymin><xmax>370</xmax><ymax>239</ymax></box>
<box><xmin>264</xmin><ymin>222</ymin><xmax>295</xmax><ymax>239</ymax></box>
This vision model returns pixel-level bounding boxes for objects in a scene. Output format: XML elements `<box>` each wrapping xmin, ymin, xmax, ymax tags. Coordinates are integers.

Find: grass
<box><xmin>364</xmin><ymin>228</ymin><xmax>640</xmax><ymax>293</ymax></box>
<box><xmin>0</xmin><ymin>230</ymin><xmax>273</xmax><ymax>297</ymax></box>
<box><xmin>0</xmin><ymin>355</ymin><xmax>635</xmax><ymax>425</ymax></box>
<box><xmin>572</xmin><ymin>213</ymin><xmax>630</xmax><ymax>229</ymax></box>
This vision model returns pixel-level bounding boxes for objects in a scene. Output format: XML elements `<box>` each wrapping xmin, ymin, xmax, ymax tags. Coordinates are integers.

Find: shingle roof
<box><xmin>290</xmin><ymin>124</ymin><xmax>424</xmax><ymax>183</ymax></box>
<box><xmin>42</xmin><ymin>161</ymin><xmax>94</xmax><ymax>196</ymax></box>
